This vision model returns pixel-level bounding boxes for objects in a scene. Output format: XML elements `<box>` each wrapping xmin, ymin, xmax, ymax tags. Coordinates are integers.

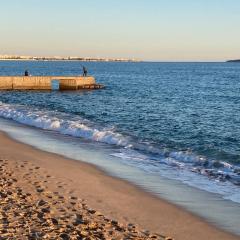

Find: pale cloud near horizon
<box><xmin>1</xmin><ymin>0</ymin><xmax>240</xmax><ymax>61</ymax></box>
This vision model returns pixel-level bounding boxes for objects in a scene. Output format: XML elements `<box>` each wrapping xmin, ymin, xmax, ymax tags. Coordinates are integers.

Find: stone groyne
<box><xmin>0</xmin><ymin>76</ymin><xmax>103</xmax><ymax>90</ymax></box>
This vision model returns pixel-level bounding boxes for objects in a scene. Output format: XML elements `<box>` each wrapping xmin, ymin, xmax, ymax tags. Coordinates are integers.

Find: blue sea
<box><xmin>0</xmin><ymin>61</ymin><xmax>240</xmax><ymax>235</ymax></box>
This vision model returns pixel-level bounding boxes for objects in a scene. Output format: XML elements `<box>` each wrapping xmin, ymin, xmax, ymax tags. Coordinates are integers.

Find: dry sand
<box><xmin>0</xmin><ymin>131</ymin><xmax>239</xmax><ymax>240</ymax></box>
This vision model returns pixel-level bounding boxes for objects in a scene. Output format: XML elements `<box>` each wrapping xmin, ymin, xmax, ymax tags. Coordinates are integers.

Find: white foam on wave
<box><xmin>169</xmin><ymin>151</ymin><xmax>206</xmax><ymax>163</ymax></box>
<box><xmin>111</xmin><ymin>148</ymin><xmax>240</xmax><ymax>204</ymax></box>
<box><xmin>1</xmin><ymin>102</ymin><xmax>240</xmax><ymax>203</ymax></box>
<box><xmin>0</xmin><ymin>102</ymin><xmax>129</xmax><ymax>146</ymax></box>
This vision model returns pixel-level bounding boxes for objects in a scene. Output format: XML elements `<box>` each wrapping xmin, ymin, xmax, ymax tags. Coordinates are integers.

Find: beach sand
<box><xmin>0</xmin><ymin>131</ymin><xmax>238</xmax><ymax>240</ymax></box>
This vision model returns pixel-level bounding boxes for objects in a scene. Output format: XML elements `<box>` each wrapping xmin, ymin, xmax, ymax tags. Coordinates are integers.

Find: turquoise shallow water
<box><xmin>0</xmin><ymin>60</ymin><xmax>240</xmax><ymax>235</ymax></box>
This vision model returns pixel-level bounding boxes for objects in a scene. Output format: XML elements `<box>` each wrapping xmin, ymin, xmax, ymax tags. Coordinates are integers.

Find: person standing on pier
<box><xmin>24</xmin><ymin>70</ymin><xmax>29</xmax><ymax>76</ymax></box>
<box><xmin>83</xmin><ymin>66</ymin><xmax>88</xmax><ymax>77</ymax></box>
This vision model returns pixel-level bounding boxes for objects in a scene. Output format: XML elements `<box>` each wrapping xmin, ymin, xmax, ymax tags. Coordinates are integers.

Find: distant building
<box><xmin>0</xmin><ymin>54</ymin><xmax>141</xmax><ymax>62</ymax></box>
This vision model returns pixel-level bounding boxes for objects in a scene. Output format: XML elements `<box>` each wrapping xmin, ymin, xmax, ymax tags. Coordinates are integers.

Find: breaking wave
<box><xmin>0</xmin><ymin>102</ymin><xmax>129</xmax><ymax>146</ymax></box>
<box><xmin>0</xmin><ymin>101</ymin><xmax>240</xmax><ymax>202</ymax></box>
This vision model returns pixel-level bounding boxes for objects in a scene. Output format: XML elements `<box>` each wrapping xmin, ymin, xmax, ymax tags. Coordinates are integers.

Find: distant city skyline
<box><xmin>1</xmin><ymin>0</ymin><xmax>240</xmax><ymax>61</ymax></box>
<box><xmin>0</xmin><ymin>54</ymin><xmax>138</xmax><ymax>62</ymax></box>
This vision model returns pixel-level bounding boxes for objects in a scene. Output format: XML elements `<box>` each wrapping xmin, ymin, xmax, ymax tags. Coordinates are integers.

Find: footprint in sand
<box><xmin>36</xmin><ymin>187</ymin><xmax>45</xmax><ymax>193</ymax></box>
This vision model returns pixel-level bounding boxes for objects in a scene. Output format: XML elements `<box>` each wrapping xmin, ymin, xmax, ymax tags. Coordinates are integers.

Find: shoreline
<box><xmin>0</xmin><ymin>131</ymin><xmax>239</xmax><ymax>240</ymax></box>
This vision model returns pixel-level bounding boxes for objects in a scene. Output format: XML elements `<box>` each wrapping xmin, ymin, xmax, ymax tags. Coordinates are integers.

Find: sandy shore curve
<box><xmin>0</xmin><ymin>131</ymin><xmax>238</xmax><ymax>240</ymax></box>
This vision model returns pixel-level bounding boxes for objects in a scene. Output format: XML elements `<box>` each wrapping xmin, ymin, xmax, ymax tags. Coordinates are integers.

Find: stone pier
<box><xmin>0</xmin><ymin>76</ymin><xmax>104</xmax><ymax>90</ymax></box>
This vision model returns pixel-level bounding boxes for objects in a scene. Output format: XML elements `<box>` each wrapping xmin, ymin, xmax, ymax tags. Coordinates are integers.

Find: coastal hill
<box><xmin>226</xmin><ymin>59</ymin><xmax>240</xmax><ymax>62</ymax></box>
<box><xmin>0</xmin><ymin>54</ymin><xmax>140</xmax><ymax>62</ymax></box>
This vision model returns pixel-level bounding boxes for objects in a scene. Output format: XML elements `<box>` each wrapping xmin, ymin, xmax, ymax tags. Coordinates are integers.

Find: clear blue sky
<box><xmin>1</xmin><ymin>0</ymin><xmax>240</xmax><ymax>61</ymax></box>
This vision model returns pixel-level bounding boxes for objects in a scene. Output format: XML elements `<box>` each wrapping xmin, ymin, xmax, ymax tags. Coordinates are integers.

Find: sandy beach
<box><xmin>0</xmin><ymin>131</ymin><xmax>239</xmax><ymax>240</ymax></box>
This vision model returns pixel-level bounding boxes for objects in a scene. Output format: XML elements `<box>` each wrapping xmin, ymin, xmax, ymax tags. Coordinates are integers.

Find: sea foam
<box><xmin>0</xmin><ymin>102</ymin><xmax>129</xmax><ymax>146</ymax></box>
<box><xmin>0</xmin><ymin>101</ymin><xmax>240</xmax><ymax>203</ymax></box>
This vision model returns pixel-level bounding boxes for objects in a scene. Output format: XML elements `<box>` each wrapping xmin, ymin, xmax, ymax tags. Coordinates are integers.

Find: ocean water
<box><xmin>0</xmin><ymin>61</ymin><xmax>240</xmax><ymax>233</ymax></box>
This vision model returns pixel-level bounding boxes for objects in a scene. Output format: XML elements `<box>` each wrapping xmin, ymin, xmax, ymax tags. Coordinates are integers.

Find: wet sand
<box><xmin>0</xmin><ymin>131</ymin><xmax>239</xmax><ymax>240</ymax></box>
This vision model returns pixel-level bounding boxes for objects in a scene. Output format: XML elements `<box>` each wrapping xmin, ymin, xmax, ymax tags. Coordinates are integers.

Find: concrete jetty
<box><xmin>0</xmin><ymin>76</ymin><xmax>104</xmax><ymax>90</ymax></box>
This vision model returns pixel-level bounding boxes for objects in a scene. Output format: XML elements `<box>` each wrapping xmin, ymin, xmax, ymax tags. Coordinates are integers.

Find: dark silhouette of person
<box><xmin>24</xmin><ymin>70</ymin><xmax>29</xmax><ymax>76</ymax></box>
<box><xmin>83</xmin><ymin>66</ymin><xmax>87</xmax><ymax>77</ymax></box>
